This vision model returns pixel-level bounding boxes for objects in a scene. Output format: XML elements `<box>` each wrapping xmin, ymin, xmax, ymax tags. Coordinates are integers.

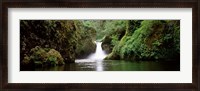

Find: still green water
<box><xmin>34</xmin><ymin>59</ymin><xmax>180</xmax><ymax>71</ymax></box>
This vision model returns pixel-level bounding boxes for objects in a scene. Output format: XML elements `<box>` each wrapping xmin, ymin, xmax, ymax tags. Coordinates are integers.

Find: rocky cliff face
<box><xmin>20</xmin><ymin>20</ymin><xmax>96</xmax><ymax>69</ymax></box>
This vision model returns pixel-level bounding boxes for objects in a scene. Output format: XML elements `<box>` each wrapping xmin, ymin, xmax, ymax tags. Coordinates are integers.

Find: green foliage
<box><xmin>104</xmin><ymin>20</ymin><xmax>126</xmax><ymax>36</ymax></box>
<box><xmin>82</xmin><ymin>20</ymin><xmax>105</xmax><ymax>40</ymax></box>
<box><xmin>126</xmin><ymin>20</ymin><xmax>142</xmax><ymax>35</ymax></box>
<box><xmin>107</xmin><ymin>20</ymin><xmax>180</xmax><ymax>60</ymax></box>
<box><xmin>82</xmin><ymin>20</ymin><xmax>126</xmax><ymax>40</ymax></box>
<box><xmin>111</xmin><ymin>35</ymin><xmax>119</xmax><ymax>46</ymax></box>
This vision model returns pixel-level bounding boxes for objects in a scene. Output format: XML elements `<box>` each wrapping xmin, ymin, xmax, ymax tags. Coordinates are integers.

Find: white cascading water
<box><xmin>87</xmin><ymin>41</ymin><xmax>107</xmax><ymax>60</ymax></box>
<box><xmin>76</xmin><ymin>41</ymin><xmax>107</xmax><ymax>71</ymax></box>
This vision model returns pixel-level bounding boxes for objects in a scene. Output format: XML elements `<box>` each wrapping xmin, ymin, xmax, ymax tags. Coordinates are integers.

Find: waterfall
<box><xmin>75</xmin><ymin>41</ymin><xmax>107</xmax><ymax>71</ymax></box>
<box><xmin>87</xmin><ymin>41</ymin><xmax>107</xmax><ymax>60</ymax></box>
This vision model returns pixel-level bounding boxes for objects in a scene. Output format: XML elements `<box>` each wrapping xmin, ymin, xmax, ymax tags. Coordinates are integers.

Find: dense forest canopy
<box><xmin>20</xmin><ymin>20</ymin><xmax>180</xmax><ymax>69</ymax></box>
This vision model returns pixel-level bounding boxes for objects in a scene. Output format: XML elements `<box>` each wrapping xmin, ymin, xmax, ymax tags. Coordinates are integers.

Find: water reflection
<box><xmin>96</xmin><ymin>60</ymin><xmax>103</xmax><ymax>71</ymax></box>
<box><xmin>75</xmin><ymin>59</ymin><xmax>104</xmax><ymax>71</ymax></box>
<box><xmin>34</xmin><ymin>59</ymin><xmax>180</xmax><ymax>71</ymax></box>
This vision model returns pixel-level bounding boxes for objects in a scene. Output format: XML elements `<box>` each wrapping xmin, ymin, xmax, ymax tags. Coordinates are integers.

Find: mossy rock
<box><xmin>22</xmin><ymin>46</ymin><xmax>65</xmax><ymax>67</ymax></box>
<box><xmin>46</xmin><ymin>49</ymin><xmax>65</xmax><ymax>65</ymax></box>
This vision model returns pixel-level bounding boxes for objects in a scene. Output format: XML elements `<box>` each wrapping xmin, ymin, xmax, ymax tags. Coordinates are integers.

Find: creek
<box><xmin>34</xmin><ymin>42</ymin><xmax>179</xmax><ymax>71</ymax></box>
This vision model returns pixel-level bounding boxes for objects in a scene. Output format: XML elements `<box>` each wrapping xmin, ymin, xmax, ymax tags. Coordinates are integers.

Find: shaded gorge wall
<box><xmin>20</xmin><ymin>20</ymin><xmax>96</xmax><ymax>69</ymax></box>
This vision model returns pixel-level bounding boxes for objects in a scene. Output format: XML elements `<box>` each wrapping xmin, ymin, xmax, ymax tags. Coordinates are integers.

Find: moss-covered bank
<box><xmin>105</xmin><ymin>20</ymin><xmax>180</xmax><ymax>61</ymax></box>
